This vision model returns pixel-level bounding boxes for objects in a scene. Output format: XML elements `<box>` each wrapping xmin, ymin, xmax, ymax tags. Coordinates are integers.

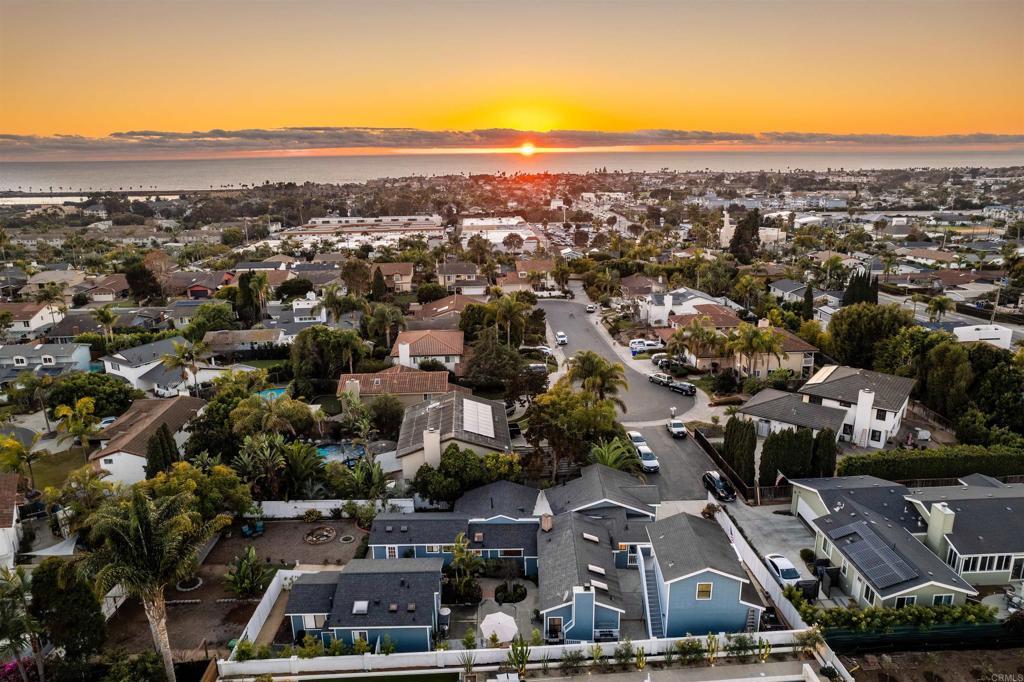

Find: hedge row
<box><xmin>785</xmin><ymin>587</ymin><xmax>997</xmax><ymax>631</ymax></box>
<box><xmin>837</xmin><ymin>444</ymin><xmax>1024</xmax><ymax>480</ymax></box>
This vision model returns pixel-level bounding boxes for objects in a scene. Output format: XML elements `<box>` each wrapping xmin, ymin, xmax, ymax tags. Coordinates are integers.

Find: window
<box><xmin>426</xmin><ymin>545</ymin><xmax>439</xmax><ymax>553</ymax></box>
<box><xmin>618</xmin><ymin>543</ymin><xmax>629</xmax><ymax>551</ymax></box>
<box><xmin>933</xmin><ymin>594</ymin><xmax>954</xmax><ymax>606</ymax></box>
<box><xmin>500</xmin><ymin>549</ymin><xmax>523</xmax><ymax>558</ymax></box>
<box><xmin>302</xmin><ymin>614</ymin><xmax>326</xmax><ymax>629</ymax></box>
<box><xmin>386</xmin><ymin>546</ymin><xmax>398</xmax><ymax>559</ymax></box>
<box><xmin>696</xmin><ymin>583</ymin><xmax>713</xmax><ymax>600</ymax></box>
<box><xmin>110</xmin><ymin>362</ymin><xmax>120</xmax><ymax>371</ymax></box>
<box><xmin>875</xmin><ymin>409</ymin><xmax>887</xmax><ymax>421</ymax></box>
<box><xmin>352</xmin><ymin>631</ymin><xmax>368</xmax><ymax>643</ymax></box>
<box><xmin>12</xmin><ymin>356</ymin><xmax>26</xmax><ymax>367</ymax></box>
<box><xmin>441</xmin><ymin>545</ymin><xmax>454</xmax><ymax>553</ymax></box>
<box><xmin>946</xmin><ymin>546</ymin><xmax>960</xmax><ymax>568</ymax></box>
<box><xmin>893</xmin><ymin>596</ymin><xmax>916</xmax><ymax>608</ymax></box>
<box><xmin>968</xmin><ymin>555</ymin><xmax>1012</xmax><ymax>572</ymax></box>
<box><xmin>842</xmin><ymin>423</ymin><xmax>854</xmax><ymax>436</ymax></box>
<box><xmin>808</xmin><ymin>396</ymin><xmax>823</xmax><ymax>405</ymax></box>
<box><xmin>870</xmin><ymin>430</ymin><xmax>882</xmax><ymax>442</ymax></box>
<box><xmin>840</xmin><ymin>560</ymin><xmax>848</xmax><ymax>577</ymax></box>
<box><xmin>41</xmin><ymin>355</ymin><xmax>54</xmax><ymax>365</ymax></box>
<box><xmin>839</xmin><ymin>400</ymin><xmax>852</xmax><ymax>408</ymax></box>
<box><xmin>821</xmin><ymin>537</ymin><xmax>832</xmax><ymax>557</ymax></box>
<box><xmin>862</xmin><ymin>584</ymin><xmax>876</xmax><ymax>605</ymax></box>
<box><xmin>103</xmin><ymin>458</ymin><xmax>113</xmax><ymax>465</ymax></box>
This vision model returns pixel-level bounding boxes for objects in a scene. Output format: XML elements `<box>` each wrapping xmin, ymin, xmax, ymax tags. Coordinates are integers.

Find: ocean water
<box><xmin>1</xmin><ymin>149</ymin><xmax>1023</xmax><ymax>193</ymax></box>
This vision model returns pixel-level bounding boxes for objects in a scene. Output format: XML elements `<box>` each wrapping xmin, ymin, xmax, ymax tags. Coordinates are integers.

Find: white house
<box><xmin>390</xmin><ymin>330</ymin><xmax>466</xmax><ymax>375</ymax></box>
<box><xmin>799</xmin><ymin>365</ymin><xmax>915</xmax><ymax>448</ymax></box>
<box><xmin>0</xmin><ymin>474</ymin><xmax>21</xmax><ymax>571</ymax></box>
<box><xmin>952</xmin><ymin>324</ymin><xmax>1013</xmax><ymax>350</ymax></box>
<box><xmin>638</xmin><ymin>287</ymin><xmax>740</xmax><ymax>326</ymax></box>
<box><xmin>91</xmin><ymin>396</ymin><xmax>206</xmax><ymax>484</ymax></box>
<box><xmin>0</xmin><ymin>302</ymin><xmax>66</xmax><ymax>341</ymax></box>
<box><xmin>101</xmin><ymin>335</ymin><xmax>192</xmax><ymax>394</ymax></box>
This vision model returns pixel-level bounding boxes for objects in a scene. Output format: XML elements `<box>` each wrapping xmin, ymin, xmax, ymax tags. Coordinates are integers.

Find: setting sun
<box><xmin>518</xmin><ymin>142</ymin><xmax>536</xmax><ymax>156</ymax></box>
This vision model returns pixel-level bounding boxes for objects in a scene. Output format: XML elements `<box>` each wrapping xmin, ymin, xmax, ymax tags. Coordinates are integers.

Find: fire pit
<box><xmin>304</xmin><ymin>526</ymin><xmax>337</xmax><ymax>545</ymax></box>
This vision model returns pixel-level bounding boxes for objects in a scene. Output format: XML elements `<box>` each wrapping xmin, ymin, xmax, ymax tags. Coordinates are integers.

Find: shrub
<box><xmin>675</xmin><ymin>638</ymin><xmax>703</xmax><ymax>664</ymax></box>
<box><xmin>799</xmin><ymin>548</ymin><xmax>816</xmax><ymax>564</ymax></box>
<box><xmin>837</xmin><ymin>444</ymin><xmax>1024</xmax><ymax>480</ymax></box>
<box><xmin>302</xmin><ymin>508</ymin><xmax>323</xmax><ymax>523</ymax></box>
<box><xmin>354</xmin><ymin>535</ymin><xmax>369</xmax><ymax>559</ymax></box>
<box><xmin>560</xmin><ymin>649</ymin><xmax>585</xmax><ymax>675</ymax></box>
<box><xmin>495</xmin><ymin>581</ymin><xmax>527</xmax><ymax>604</ymax></box>
<box><xmin>785</xmin><ymin>586</ymin><xmax>998</xmax><ymax>631</ymax></box>
<box><xmin>225</xmin><ymin>546</ymin><xmax>273</xmax><ymax>597</ymax></box>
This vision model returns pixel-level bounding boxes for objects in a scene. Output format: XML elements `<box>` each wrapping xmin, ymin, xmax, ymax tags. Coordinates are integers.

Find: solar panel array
<box><xmin>462</xmin><ymin>399</ymin><xmax>495</xmax><ymax>438</ymax></box>
<box><xmin>827</xmin><ymin>522</ymin><xmax>919</xmax><ymax>589</ymax></box>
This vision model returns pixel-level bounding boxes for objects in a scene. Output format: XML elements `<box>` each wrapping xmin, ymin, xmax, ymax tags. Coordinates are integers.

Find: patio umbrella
<box><xmin>480</xmin><ymin>611</ymin><xmax>518</xmax><ymax>643</ymax></box>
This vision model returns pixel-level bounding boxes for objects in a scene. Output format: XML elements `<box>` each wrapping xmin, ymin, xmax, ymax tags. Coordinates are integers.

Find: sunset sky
<box><xmin>1</xmin><ymin>0</ymin><xmax>1023</xmax><ymax>160</ymax></box>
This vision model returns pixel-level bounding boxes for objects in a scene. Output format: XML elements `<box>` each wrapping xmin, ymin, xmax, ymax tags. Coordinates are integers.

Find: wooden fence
<box><xmin>692</xmin><ymin>429</ymin><xmax>793</xmax><ymax>506</ymax></box>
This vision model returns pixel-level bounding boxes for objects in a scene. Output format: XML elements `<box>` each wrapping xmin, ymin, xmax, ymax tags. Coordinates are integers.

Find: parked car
<box><xmin>628</xmin><ymin>339</ymin><xmax>648</xmax><ymax>351</ymax></box>
<box><xmin>98</xmin><ymin>416</ymin><xmax>118</xmax><ymax>429</ymax></box>
<box><xmin>650</xmin><ymin>352</ymin><xmax>669</xmax><ymax>366</ymax></box>
<box><xmin>508</xmin><ymin>422</ymin><xmax>522</xmax><ymax>439</ymax></box>
<box><xmin>666</xmin><ymin>419</ymin><xmax>688</xmax><ymax>438</ymax></box>
<box><xmin>555</xmin><ymin>331</ymin><xmax>568</xmax><ymax>345</ymax></box>
<box><xmin>648</xmin><ymin>372</ymin><xmax>673</xmax><ymax>386</ymax></box>
<box><xmin>702</xmin><ymin>470</ymin><xmax>737</xmax><ymax>502</ymax></box>
<box><xmin>668</xmin><ymin>381</ymin><xmax>697</xmax><ymax>396</ymax></box>
<box><xmin>636</xmin><ymin>444</ymin><xmax>660</xmax><ymax>473</ymax></box>
<box><xmin>627</xmin><ymin>430</ymin><xmax>647</xmax><ymax>448</ymax></box>
<box><xmin>526</xmin><ymin>363</ymin><xmax>548</xmax><ymax>373</ymax></box>
<box><xmin>586</xmin><ymin>304</ymin><xmax>597</xmax><ymax>313</ymax></box>
<box><xmin>520</xmin><ymin>345</ymin><xmax>552</xmax><ymax>356</ymax></box>
<box><xmin>656</xmin><ymin>356</ymin><xmax>686</xmax><ymax>371</ymax></box>
<box><xmin>764</xmin><ymin>553</ymin><xmax>802</xmax><ymax>587</ymax></box>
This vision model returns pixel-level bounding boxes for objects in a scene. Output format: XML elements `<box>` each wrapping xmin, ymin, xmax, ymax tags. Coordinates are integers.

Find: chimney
<box><xmin>757</xmin><ymin>318</ymin><xmax>770</xmax><ymax>328</ymax></box>
<box><xmin>540</xmin><ymin>514</ymin><xmax>553</xmax><ymax>533</ymax></box>
<box><xmin>925</xmin><ymin>502</ymin><xmax>955</xmax><ymax>555</ymax></box>
<box><xmin>343</xmin><ymin>379</ymin><xmax>361</xmax><ymax>400</ymax></box>
<box><xmin>853</xmin><ymin>388</ymin><xmax>875</xmax><ymax>446</ymax></box>
<box><xmin>423</xmin><ymin>427</ymin><xmax>442</xmax><ymax>467</ymax></box>
<box><xmin>398</xmin><ymin>342</ymin><xmax>412</xmax><ymax>368</ymax></box>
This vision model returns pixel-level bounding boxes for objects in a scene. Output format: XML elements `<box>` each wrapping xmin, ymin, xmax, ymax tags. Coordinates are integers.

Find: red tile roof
<box><xmin>390</xmin><ymin>330</ymin><xmax>465</xmax><ymax>357</ymax></box>
<box><xmin>337</xmin><ymin>365</ymin><xmax>454</xmax><ymax>396</ymax></box>
<box><xmin>413</xmin><ymin>294</ymin><xmax>486</xmax><ymax>319</ymax></box>
<box><xmin>0</xmin><ymin>473</ymin><xmax>19</xmax><ymax>528</ymax></box>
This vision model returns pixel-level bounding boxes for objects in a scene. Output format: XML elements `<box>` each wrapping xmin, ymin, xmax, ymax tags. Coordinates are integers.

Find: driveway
<box><xmin>636</xmin><ymin>424</ymin><xmax>715</xmax><ymax>501</ymax></box>
<box><xmin>727</xmin><ymin>502</ymin><xmax>817</xmax><ymax>580</ymax></box>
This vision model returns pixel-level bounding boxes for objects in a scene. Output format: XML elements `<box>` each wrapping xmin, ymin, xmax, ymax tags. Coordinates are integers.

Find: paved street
<box><xmin>878</xmin><ymin>290</ymin><xmax>1024</xmax><ymax>341</ymax></box>
<box><xmin>540</xmin><ymin>298</ymin><xmax>716</xmax><ymax>501</ymax></box>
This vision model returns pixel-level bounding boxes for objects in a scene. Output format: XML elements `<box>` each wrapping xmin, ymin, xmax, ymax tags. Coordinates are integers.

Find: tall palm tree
<box><xmin>247</xmin><ymin>271</ymin><xmax>270</xmax><ymax>323</ymax></box>
<box><xmin>927</xmin><ymin>295</ymin><xmax>952</xmax><ymax>323</ymax></box>
<box><xmin>588</xmin><ymin>438</ymin><xmax>642</xmax><ymax>477</ymax></box>
<box><xmin>33</xmin><ymin>282</ymin><xmax>65</xmax><ymax>325</ymax></box>
<box><xmin>90</xmin><ymin>303</ymin><xmax>119</xmax><ymax>342</ymax></box>
<box><xmin>667</xmin><ymin>316</ymin><xmax>723</xmax><ymax>365</ymax></box>
<box><xmin>0</xmin><ymin>566</ymin><xmax>45</xmax><ymax>682</ymax></box>
<box><xmin>84</xmin><ymin>490</ymin><xmax>230</xmax><ymax>682</ymax></box>
<box><xmin>566</xmin><ymin>350</ymin><xmax>629</xmax><ymax>412</ymax></box>
<box><xmin>161</xmin><ymin>340</ymin><xmax>209</xmax><ymax>396</ymax></box>
<box><xmin>369</xmin><ymin>303</ymin><xmax>405</xmax><ymax>348</ymax></box>
<box><xmin>54</xmin><ymin>396</ymin><xmax>99</xmax><ymax>454</ymax></box>
<box><xmin>490</xmin><ymin>295</ymin><xmax>530</xmax><ymax>346</ymax></box>
<box><xmin>727</xmin><ymin>323</ymin><xmax>784</xmax><ymax>378</ymax></box>
<box><xmin>0</xmin><ymin>433</ymin><xmax>48</xmax><ymax>491</ymax></box>
<box><xmin>232</xmin><ymin>433</ymin><xmax>287</xmax><ymax>499</ymax></box>
<box><xmin>336</xmin><ymin>329</ymin><xmax>365</xmax><ymax>373</ymax></box>
<box><xmin>0</xmin><ymin>590</ymin><xmax>33</xmax><ymax>682</ymax></box>
<box><xmin>909</xmin><ymin>293</ymin><xmax>929</xmax><ymax>317</ymax></box>
<box><xmin>230</xmin><ymin>395</ymin><xmax>303</xmax><ymax>436</ymax></box>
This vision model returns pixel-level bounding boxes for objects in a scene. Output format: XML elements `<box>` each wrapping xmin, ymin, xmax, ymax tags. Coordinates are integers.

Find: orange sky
<box><xmin>1</xmin><ymin>0</ymin><xmax>1022</xmax><ymax>152</ymax></box>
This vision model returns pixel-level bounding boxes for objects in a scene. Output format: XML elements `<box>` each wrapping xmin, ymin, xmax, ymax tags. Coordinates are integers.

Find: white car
<box><xmin>666</xmin><ymin>419</ymin><xmax>688</xmax><ymax>438</ymax></box>
<box><xmin>586</xmin><ymin>304</ymin><xmax>597</xmax><ymax>313</ymax></box>
<box><xmin>764</xmin><ymin>553</ymin><xmax>802</xmax><ymax>587</ymax></box>
<box><xmin>628</xmin><ymin>339</ymin><xmax>648</xmax><ymax>350</ymax></box>
<box><xmin>636</xmin><ymin>444</ymin><xmax>660</xmax><ymax>473</ymax></box>
<box><xmin>627</xmin><ymin>430</ymin><xmax>647</xmax><ymax>448</ymax></box>
<box><xmin>555</xmin><ymin>331</ymin><xmax>568</xmax><ymax>346</ymax></box>
<box><xmin>98</xmin><ymin>416</ymin><xmax>118</xmax><ymax>429</ymax></box>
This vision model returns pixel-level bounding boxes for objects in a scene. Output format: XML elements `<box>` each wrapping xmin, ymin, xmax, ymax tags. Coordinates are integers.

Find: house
<box><xmin>514</xmin><ymin>258</ymin><xmax>557</xmax><ymax>290</ymax></box>
<box><xmin>638</xmin><ymin>288</ymin><xmax>739</xmax><ymax>326</ymax></box>
<box><xmin>436</xmin><ymin>261</ymin><xmax>481</xmax><ymax>292</ymax></box>
<box><xmin>0</xmin><ymin>342</ymin><xmax>91</xmax><ymax>387</ymax></box>
<box><xmin>619</xmin><ymin>273</ymin><xmax>663</xmax><ymax>298</ymax></box>
<box><xmin>537</xmin><ymin>512</ymin><xmax>628</xmax><ymax>643</ymax></box>
<box><xmin>284</xmin><ymin>559</ymin><xmax>443</xmax><ymax>652</ymax></box>
<box><xmin>338</xmin><ymin>365</ymin><xmax>460</xmax><ymax>408</ymax></box>
<box><xmin>0</xmin><ymin>302</ymin><xmax>65</xmax><ymax>341</ymax></box>
<box><xmin>737</xmin><ymin>388</ymin><xmax>847</xmax><ymax>439</ymax></box>
<box><xmin>202</xmin><ymin>329</ymin><xmax>286</xmax><ymax>355</ymax></box>
<box><xmin>394</xmin><ymin>392</ymin><xmax>511</xmax><ymax>480</ymax></box>
<box><xmin>899</xmin><ymin>248</ymin><xmax>960</xmax><ymax>268</ymax></box>
<box><xmin>169</xmin><ymin>299</ymin><xmax>230</xmax><ymax>328</ymax></box>
<box><xmin>544</xmin><ymin>464</ymin><xmax>659</xmax><ymax>520</ymax></box>
<box><xmin>408</xmin><ymin>294</ymin><xmax>485</xmax><ymax>330</ymax></box>
<box><xmin>47</xmin><ymin>308</ymin><xmax>165</xmax><ymax>343</ymax></box>
<box><xmin>19</xmin><ymin>269</ymin><xmax>87</xmax><ymax>298</ymax></box>
<box><xmin>789</xmin><ymin>476</ymin><xmax>981</xmax><ymax>606</ymax></box>
<box><xmin>951</xmin><ymin>324</ymin><xmax>1013</xmax><ymax>350</ymax></box>
<box><xmin>160</xmin><ymin>271</ymin><xmax>232</xmax><ymax>300</ymax></box>
<box><xmin>372</xmin><ymin>263</ymin><xmax>415</xmax><ymax>292</ymax></box>
<box><xmin>390</xmin><ymin>330</ymin><xmax>465</xmax><ymax>374</ymax></box>
<box><xmin>91</xmin><ymin>396</ymin><xmax>206</xmax><ymax>484</ymax></box>
<box><xmin>799</xmin><ymin>365</ymin><xmax>915</xmax><ymax>448</ymax></box>
<box><xmin>101</xmin><ymin>335</ymin><xmax>190</xmax><ymax>394</ymax></box>
<box><xmin>769</xmin><ymin>279</ymin><xmax>842</xmax><ymax>308</ymax></box>
<box><xmin>640</xmin><ymin>513</ymin><xmax>763</xmax><ymax>638</ymax></box>
<box><xmin>83</xmin><ymin>273</ymin><xmax>130</xmax><ymax>302</ymax></box>
<box><xmin>0</xmin><ymin>473</ymin><xmax>22</xmax><ymax>570</ymax></box>
<box><xmin>454</xmin><ymin>479</ymin><xmax>546</xmax><ymax>522</ymax></box>
<box><xmin>368</xmin><ymin>512</ymin><xmax>539</xmax><ymax>577</ymax></box>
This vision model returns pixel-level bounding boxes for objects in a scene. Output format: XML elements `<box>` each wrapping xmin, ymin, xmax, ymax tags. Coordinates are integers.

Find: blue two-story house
<box><xmin>284</xmin><ymin>559</ymin><xmax>443</xmax><ymax>653</ymax></box>
<box><xmin>640</xmin><ymin>513</ymin><xmax>763</xmax><ymax>638</ymax></box>
<box><xmin>368</xmin><ymin>512</ymin><xmax>539</xmax><ymax>577</ymax></box>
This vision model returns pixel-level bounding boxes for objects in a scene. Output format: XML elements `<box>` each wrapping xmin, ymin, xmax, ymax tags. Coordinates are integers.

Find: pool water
<box><xmin>316</xmin><ymin>441</ymin><xmax>367</xmax><ymax>467</ymax></box>
<box><xmin>257</xmin><ymin>387</ymin><xmax>287</xmax><ymax>400</ymax></box>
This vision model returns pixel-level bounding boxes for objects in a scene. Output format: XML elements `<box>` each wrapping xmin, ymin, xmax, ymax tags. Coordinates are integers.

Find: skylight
<box><xmin>582</xmin><ymin>532</ymin><xmax>600</xmax><ymax>544</ymax></box>
<box><xmin>352</xmin><ymin>600</ymin><xmax>369</xmax><ymax>614</ymax></box>
<box><xmin>462</xmin><ymin>399</ymin><xmax>495</xmax><ymax>438</ymax></box>
<box><xmin>590</xmin><ymin>579</ymin><xmax>608</xmax><ymax>591</ymax></box>
<box><xmin>587</xmin><ymin>564</ymin><xmax>606</xmax><ymax>575</ymax></box>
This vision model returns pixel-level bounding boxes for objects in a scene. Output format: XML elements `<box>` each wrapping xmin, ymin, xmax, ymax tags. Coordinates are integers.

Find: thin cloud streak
<box><xmin>2</xmin><ymin>127</ymin><xmax>1023</xmax><ymax>161</ymax></box>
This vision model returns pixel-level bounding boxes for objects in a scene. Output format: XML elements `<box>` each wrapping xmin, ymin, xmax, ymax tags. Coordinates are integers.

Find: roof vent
<box><xmin>407</xmin><ymin>603</ymin><xmax>416</xmax><ymax>612</ymax></box>
<box><xmin>400</xmin><ymin>525</ymin><xmax>408</xmax><ymax>533</ymax></box>
<box><xmin>388</xmin><ymin>603</ymin><xmax>398</xmax><ymax>612</ymax></box>
<box><xmin>385</xmin><ymin>525</ymin><xmax>393</xmax><ymax>532</ymax></box>
<box><xmin>474</xmin><ymin>532</ymin><xmax>483</xmax><ymax>542</ymax></box>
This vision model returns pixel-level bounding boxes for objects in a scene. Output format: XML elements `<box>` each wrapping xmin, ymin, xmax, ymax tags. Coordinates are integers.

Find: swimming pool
<box><xmin>257</xmin><ymin>387</ymin><xmax>287</xmax><ymax>400</ymax></box>
<box><xmin>316</xmin><ymin>441</ymin><xmax>367</xmax><ymax>467</ymax></box>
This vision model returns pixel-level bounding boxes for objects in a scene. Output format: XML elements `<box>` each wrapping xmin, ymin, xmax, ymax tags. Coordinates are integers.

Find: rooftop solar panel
<box><xmin>827</xmin><ymin>521</ymin><xmax>919</xmax><ymax>589</ymax></box>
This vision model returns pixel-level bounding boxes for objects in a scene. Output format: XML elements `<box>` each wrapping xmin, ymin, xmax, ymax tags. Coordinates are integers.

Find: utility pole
<box><xmin>991</xmin><ymin>278</ymin><xmax>1003</xmax><ymax>323</ymax></box>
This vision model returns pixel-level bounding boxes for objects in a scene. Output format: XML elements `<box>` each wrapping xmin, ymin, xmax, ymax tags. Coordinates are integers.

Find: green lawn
<box><xmin>33</xmin><ymin>447</ymin><xmax>88</xmax><ymax>490</ymax></box>
<box><xmin>245</xmin><ymin>358</ymin><xmax>289</xmax><ymax>369</ymax></box>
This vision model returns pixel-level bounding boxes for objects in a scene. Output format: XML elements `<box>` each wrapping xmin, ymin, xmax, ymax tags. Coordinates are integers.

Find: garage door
<box><xmin>796</xmin><ymin>497</ymin><xmax>819</xmax><ymax>526</ymax></box>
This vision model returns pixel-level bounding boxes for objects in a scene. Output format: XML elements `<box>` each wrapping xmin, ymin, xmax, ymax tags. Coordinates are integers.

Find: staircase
<box><xmin>643</xmin><ymin>565</ymin><xmax>665</xmax><ymax>638</ymax></box>
<box><xmin>745</xmin><ymin>607</ymin><xmax>759</xmax><ymax>632</ymax></box>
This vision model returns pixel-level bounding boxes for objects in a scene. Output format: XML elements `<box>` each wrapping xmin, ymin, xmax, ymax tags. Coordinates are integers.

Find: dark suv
<box><xmin>702</xmin><ymin>471</ymin><xmax>737</xmax><ymax>502</ymax></box>
<box><xmin>668</xmin><ymin>381</ymin><xmax>697</xmax><ymax>396</ymax></box>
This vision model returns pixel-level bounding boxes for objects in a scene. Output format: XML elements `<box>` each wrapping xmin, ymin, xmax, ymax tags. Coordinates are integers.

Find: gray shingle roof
<box><xmin>537</xmin><ymin>512</ymin><xmax>622</xmax><ymax>611</ymax></box>
<box><xmin>738</xmin><ymin>389</ymin><xmax>847</xmax><ymax>433</ymax></box>
<box><xmin>101</xmin><ymin>335</ymin><xmax>186</xmax><ymax>367</ymax></box>
<box><xmin>543</xmin><ymin>465</ymin><xmax>659</xmax><ymax>518</ymax></box>
<box><xmin>454</xmin><ymin>480</ymin><xmax>541</xmax><ymax>519</ymax></box>
<box><xmin>468</xmin><ymin>521</ymin><xmax>538</xmax><ymax>555</ymax></box>
<box><xmin>396</xmin><ymin>392</ymin><xmax>511</xmax><ymax>458</ymax></box>
<box><xmin>800</xmin><ymin>365</ymin><xmax>915</xmax><ymax>412</ymax></box>
<box><xmin>646</xmin><ymin>513</ymin><xmax>747</xmax><ymax>583</ymax></box>
<box><xmin>369</xmin><ymin>513</ymin><xmax>470</xmax><ymax>546</ymax></box>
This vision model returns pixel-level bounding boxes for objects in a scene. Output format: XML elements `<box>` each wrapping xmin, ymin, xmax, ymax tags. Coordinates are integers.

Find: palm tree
<box><xmin>247</xmin><ymin>271</ymin><xmax>270</xmax><ymax>323</ymax></box>
<box><xmin>450</xmin><ymin>531</ymin><xmax>483</xmax><ymax>596</ymax></box>
<box><xmin>90</xmin><ymin>303</ymin><xmax>119</xmax><ymax>342</ymax></box>
<box><xmin>909</xmin><ymin>293</ymin><xmax>929</xmax><ymax>317</ymax></box>
<box><xmin>230</xmin><ymin>395</ymin><xmax>305</xmax><ymax>436</ymax></box>
<box><xmin>369</xmin><ymin>303</ymin><xmax>405</xmax><ymax>348</ymax></box>
<box><xmin>588</xmin><ymin>438</ymin><xmax>642</xmax><ymax>477</ymax></box>
<box><xmin>0</xmin><ymin>591</ymin><xmax>33</xmax><ymax>682</ymax></box>
<box><xmin>161</xmin><ymin>340</ymin><xmax>209</xmax><ymax>396</ymax></box>
<box><xmin>0</xmin><ymin>566</ymin><xmax>45</xmax><ymax>682</ymax></box>
<box><xmin>667</xmin><ymin>316</ymin><xmax>723</xmax><ymax>365</ymax></box>
<box><xmin>727</xmin><ymin>323</ymin><xmax>784</xmax><ymax>378</ymax></box>
<box><xmin>336</xmin><ymin>329</ymin><xmax>365</xmax><ymax>373</ymax></box>
<box><xmin>33</xmin><ymin>282</ymin><xmax>65</xmax><ymax>325</ymax></box>
<box><xmin>881</xmin><ymin>251</ymin><xmax>897</xmax><ymax>281</ymax></box>
<box><xmin>928</xmin><ymin>295</ymin><xmax>952</xmax><ymax>323</ymax></box>
<box><xmin>490</xmin><ymin>295</ymin><xmax>530</xmax><ymax>346</ymax></box>
<box><xmin>54</xmin><ymin>396</ymin><xmax>99</xmax><ymax>453</ymax></box>
<box><xmin>232</xmin><ymin>433</ymin><xmax>287</xmax><ymax>499</ymax></box>
<box><xmin>0</xmin><ymin>433</ymin><xmax>47</xmax><ymax>491</ymax></box>
<box><xmin>84</xmin><ymin>490</ymin><xmax>230</xmax><ymax>682</ymax></box>
<box><xmin>566</xmin><ymin>350</ymin><xmax>629</xmax><ymax>412</ymax></box>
